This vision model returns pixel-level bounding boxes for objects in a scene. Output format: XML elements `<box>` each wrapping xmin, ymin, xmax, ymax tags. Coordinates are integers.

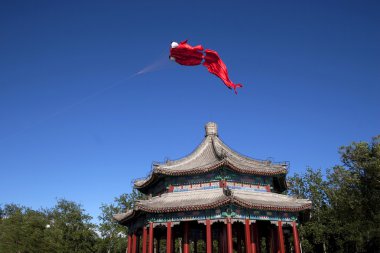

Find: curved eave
<box><xmin>113</xmin><ymin>209</ymin><xmax>137</xmax><ymax>224</ymax></box>
<box><xmin>115</xmin><ymin>189</ymin><xmax>312</xmax><ymax>225</ymax></box>
<box><xmin>135</xmin><ymin>159</ymin><xmax>287</xmax><ymax>191</ymax></box>
<box><xmin>134</xmin><ymin>173</ymin><xmax>158</xmax><ymax>191</ymax></box>
<box><xmin>136</xmin><ymin>197</ymin><xmax>311</xmax><ymax>213</ymax></box>
<box><xmin>155</xmin><ymin>159</ymin><xmax>287</xmax><ymax>176</ymax></box>
<box><xmin>115</xmin><ymin>198</ymin><xmax>311</xmax><ymax>225</ymax></box>
<box><xmin>232</xmin><ymin>197</ymin><xmax>311</xmax><ymax>212</ymax></box>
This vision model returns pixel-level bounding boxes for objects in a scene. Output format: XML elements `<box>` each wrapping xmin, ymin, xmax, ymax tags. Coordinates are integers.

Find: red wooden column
<box><xmin>183</xmin><ymin>221</ymin><xmax>189</xmax><ymax>253</ymax></box>
<box><xmin>273</xmin><ymin>227</ymin><xmax>279</xmax><ymax>253</ymax></box>
<box><xmin>206</xmin><ymin>219</ymin><xmax>212</xmax><ymax>253</ymax></box>
<box><xmin>277</xmin><ymin>221</ymin><xmax>285</xmax><ymax>253</ymax></box>
<box><xmin>244</xmin><ymin>219</ymin><xmax>252</xmax><ymax>253</ymax></box>
<box><xmin>142</xmin><ymin>226</ymin><xmax>148</xmax><ymax>253</ymax></box>
<box><xmin>167</xmin><ymin>222</ymin><xmax>172</xmax><ymax>253</ymax></box>
<box><xmin>132</xmin><ymin>233</ymin><xmax>137</xmax><ymax>253</ymax></box>
<box><xmin>251</xmin><ymin>222</ymin><xmax>259</xmax><ymax>253</ymax></box>
<box><xmin>292</xmin><ymin>221</ymin><xmax>301</xmax><ymax>253</ymax></box>
<box><xmin>226</xmin><ymin>218</ymin><xmax>233</xmax><ymax>253</ymax></box>
<box><xmin>149</xmin><ymin>222</ymin><xmax>154</xmax><ymax>253</ymax></box>
<box><xmin>127</xmin><ymin>234</ymin><xmax>132</xmax><ymax>253</ymax></box>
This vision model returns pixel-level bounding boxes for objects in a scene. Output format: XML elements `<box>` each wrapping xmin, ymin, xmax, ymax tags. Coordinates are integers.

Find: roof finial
<box><xmin>205</xmin><ymin>122</ymin><xmax>218</xmax><ymax>137</ymax></box>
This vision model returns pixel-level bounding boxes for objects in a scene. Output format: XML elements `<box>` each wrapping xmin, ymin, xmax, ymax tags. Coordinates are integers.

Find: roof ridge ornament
<box><xmin>223</xmin><ymin>186</ymin><xmax>232</xmax><ymax>197</ymax></box>
<box><xmin>220</xmin><ymin>149</ymin><xmax>227</xmax><ymax>159</ymax></box>
<box><xmin>205</xmin><ymin>122</ymin><xmax>218</xmax><ymax>137</ymax></box>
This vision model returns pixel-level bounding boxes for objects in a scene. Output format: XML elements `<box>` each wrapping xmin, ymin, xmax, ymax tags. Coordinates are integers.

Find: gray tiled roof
<box><xmin>113</xmin><ymin>188</ymin><xmax>311</xmax><ymax>223</ymax></box>
<box><xmin>137</xmin><ymin>188</ymin><xmax>227</xmax><ymax>211</ymax></box>
<box><xmin>135</xmin><ymin>123</ymin><xmax>288</xmax><ymax>188</ymax></box>
<box><xmin>113</xmin><ymin>210</ymin><xmax>133</xmax><ymax>221</ymax></box>
<box><xmin>232</xmin><ymin>189</ymin><xmax>311</xmax><ymax>209</ymax></box>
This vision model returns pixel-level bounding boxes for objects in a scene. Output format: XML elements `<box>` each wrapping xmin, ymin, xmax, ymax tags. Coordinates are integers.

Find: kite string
<box><xmin>0</xmin><ymin>53</ymin><xmax>170</xmax><ymax>143</ymax></box>
<box><xmin>134</xmin><ymin>51</ymin><xmax>171</xmax><ymax>75</ymax></box>
<box><xmin>0</xmin><ymin>74</ymin><xmax>135</xmax><ymax>143</ymax></box>
<box><xmin>0</xmin><ymin>70</ymin><xmax>150</xmax><ymax>144</ymax></box>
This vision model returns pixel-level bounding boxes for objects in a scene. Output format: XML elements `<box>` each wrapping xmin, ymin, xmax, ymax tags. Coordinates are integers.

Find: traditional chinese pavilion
<box><xmin>114</xmin><ymin>122</ymin><xmax>311</xmax><ymax>253</ymax></box>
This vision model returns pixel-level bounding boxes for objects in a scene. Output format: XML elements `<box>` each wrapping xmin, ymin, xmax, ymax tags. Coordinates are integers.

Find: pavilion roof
<box><xmin>134</xmin><ymin>123</ymin><xmax>288</xmax><ymax>189</ymax></box>
<box><xmin>113</xmin><ymin>188</ymin><xmax>311</xmax><ymax>224</ymax></box>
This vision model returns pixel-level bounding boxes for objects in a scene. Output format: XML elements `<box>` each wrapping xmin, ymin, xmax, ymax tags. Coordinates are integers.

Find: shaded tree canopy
<box><xmin>0</xmin><ymin>199</ymin><xmax>97</xmax><ymax>253</ymax></box>
<box><xmin>288</xmin><ymin>135</ymin><xmax>380</xmax><ymax>253</ymax></box>
<box><xmin>97</xmin><ymin>189</ymin><xmax>145</xmax><ymax>253</ymax></box>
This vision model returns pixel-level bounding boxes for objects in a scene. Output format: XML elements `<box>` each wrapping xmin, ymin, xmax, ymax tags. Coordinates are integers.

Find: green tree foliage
<box><xmin>97</xmin><ymin>189</ymin><xmax>146</xmax><ymax>253</ymax></box>
<box><xmin>288</xmin><ymin>135</ymin><xmax>380</xmax><ymax>253</ymax></box>
<box><xmin>0</xmin><ymin>204</ymin><xmax>50</xmax><ymax>253</ymax></box>
<box><xmin>288</xmin><ymin>168</ymin><xmax>329</xmax><ymax>252</ymax></box>
<box><xmin>0</xmin><ymin>200</ymin><xmax>97</xmax><ymax>253</ymax></box>
<box><xmin>46</xmin><ymin>199</ymin><xmax>98</xmax><ymax>252</ymax></box>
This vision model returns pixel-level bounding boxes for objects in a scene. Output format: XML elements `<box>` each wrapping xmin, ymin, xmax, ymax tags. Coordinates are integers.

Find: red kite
<box><xmin>170</xmin><ymin>40</ymin><xmax>243</xmax><ymax>94</ymax></box>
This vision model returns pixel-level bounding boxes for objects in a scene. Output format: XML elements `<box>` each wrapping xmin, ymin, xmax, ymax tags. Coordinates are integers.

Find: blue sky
<box><xmin>1</xmin><ymin>0</ymin><xmax>379</xmax><ymax>220</ymax></box>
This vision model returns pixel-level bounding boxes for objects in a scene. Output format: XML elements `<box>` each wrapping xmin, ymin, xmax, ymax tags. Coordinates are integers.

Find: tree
<box><xmin>0</xmin><ymin>204</ymin><xmax>50</xmax><ymax>253</ymax></box>
<box><xmin>337</xmin><ymin>135</ymin><xmax>380</xmax><ymax>252</ymax></box>
<box><xmin>288</xmin><ymin>168</ymin><xmax>330</xmax><ymax>252</ymax></box>
<box><xmin>45</xmin><ymin>199</ymin><xmax>98</xmax><ymax>253</ymax></box>
<box><xmin>97</xmin><ymin>189</ymin><xmax>146</xmax><ymax>253</ymax></box>
<box><xmin>96</xmin><ymin>203</ymin><xmax>127</xmax><ymax>253</ymax></box>
<box><xmin>288</xmin><ymin>135</ymin><xmax>380</xmax><ymax>253</ymax></box>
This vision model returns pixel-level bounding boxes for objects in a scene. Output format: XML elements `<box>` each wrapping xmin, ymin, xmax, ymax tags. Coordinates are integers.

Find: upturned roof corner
<box><xmin>134</xmin><ymin>122</ymin><xmax>288</xmax><ymax>190</ymax></box>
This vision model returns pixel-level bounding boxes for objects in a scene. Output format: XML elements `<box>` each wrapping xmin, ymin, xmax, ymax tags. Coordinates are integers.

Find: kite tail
<box><xmin>233</xmin><ymin>83</ymin><xmax>243</xmax><ymax>94</ymax></box>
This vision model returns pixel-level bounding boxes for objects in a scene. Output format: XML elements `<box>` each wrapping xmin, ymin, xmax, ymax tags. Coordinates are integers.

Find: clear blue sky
<box><xmin>1</xmin><ymin>0</ymin><xmax>379</xmax><ymax>221</ymax></box>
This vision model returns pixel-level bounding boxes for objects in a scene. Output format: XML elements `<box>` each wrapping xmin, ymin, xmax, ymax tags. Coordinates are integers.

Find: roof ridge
<box><xmin>211</xmin><ymin>136</ymin><xmax>228</xmax><ymax>160</ymax></box>
<box><xmin>155</xmin><ymin>136</ymin><xmax>211</xmax><ymax>167</ymax></box>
